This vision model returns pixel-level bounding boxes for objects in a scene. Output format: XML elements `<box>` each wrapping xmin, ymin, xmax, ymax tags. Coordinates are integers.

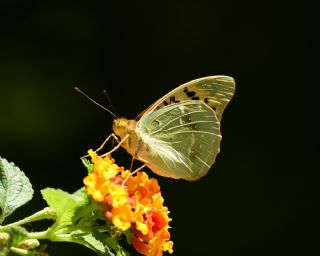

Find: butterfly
<box><xmin>112</xmin><ymin>76</ymin><xmax>235</xmax><ymax>181</ymax></box>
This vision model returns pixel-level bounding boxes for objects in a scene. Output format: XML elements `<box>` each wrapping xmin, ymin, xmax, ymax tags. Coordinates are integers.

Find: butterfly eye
<box><xmin>112</xmin><ymin>119</ymin><xmax>128</xmax><ymax>135</ymax></box>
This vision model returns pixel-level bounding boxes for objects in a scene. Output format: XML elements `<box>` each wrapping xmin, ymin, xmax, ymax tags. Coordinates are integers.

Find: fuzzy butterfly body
<box><xmin>113</xmin><ymin>76</ymin><xmax>235</xmax><ymax>181</ymax></box>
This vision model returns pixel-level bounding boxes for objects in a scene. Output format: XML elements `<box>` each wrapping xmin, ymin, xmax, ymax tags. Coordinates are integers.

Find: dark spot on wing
<box><xmin>204</xmin><ymin>97</ymin><xmax>217</xmax><ymax>111</ymax></box>
<box><xmin>184</xmin><ymin>87</ymin><xmax>197</xmax><ymax>98</ymax></box>
<box><xmin>190</xmin><ymin>151</ymin><xmax>197</xmax><ymax>161</ymax></box>
<box><xmin>152</xmin><ymin>119</ymin><xmax>161</xmax><ymax>126</ymax></box>
<box><xmin>162</xmin><ymin>96</ymin><xmax>180</xmax><ymax>106</ymax></box>
<box><xmin>187</xmin><ymin>91</ymin><xmax>196</xmax><ymax>97</ymax></box>
<box><xmin>169</xmin><ymin>96</ymin><xmax>180</xmax><ymax>103</ymax></box>
<box><xmin>192</xmin><ymin>96</ymin><xmax>200</xmax><ymax>100</ymax></box>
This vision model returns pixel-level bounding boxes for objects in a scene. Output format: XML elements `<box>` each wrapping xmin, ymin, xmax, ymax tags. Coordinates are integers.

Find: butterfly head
<box><xmin>112</xmin><ymin>118</ymin><xmax>130</xmax><ymax>138</ymax></box>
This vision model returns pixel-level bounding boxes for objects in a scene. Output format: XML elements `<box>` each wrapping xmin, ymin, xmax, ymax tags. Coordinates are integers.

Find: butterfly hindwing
<box><xmin>141</xmin><ymin>76</ymin><xmax>235</xmax><ymax>121</ymax></box>
<box><xmin>136</xmin><ymin>100</ymin><xmax>221</xmax><ymax>181</ymax></box>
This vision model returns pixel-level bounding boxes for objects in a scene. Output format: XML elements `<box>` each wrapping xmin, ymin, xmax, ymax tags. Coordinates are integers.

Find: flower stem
<box><xmin>0</xmin><ymin>207</ymin><xmax>55</xmax><ymax>230</ymax></box>
<box><xmin>27</xmin><ymin>230</ymin><xmax>48</xmax><ymax>240</ymax></box>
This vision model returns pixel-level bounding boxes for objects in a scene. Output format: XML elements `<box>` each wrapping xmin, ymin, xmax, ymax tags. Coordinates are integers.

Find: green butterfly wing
<box><xmin>137</xmin><ymin>100</ymin><xmax>221</xmax><ymax>181</ymax></box>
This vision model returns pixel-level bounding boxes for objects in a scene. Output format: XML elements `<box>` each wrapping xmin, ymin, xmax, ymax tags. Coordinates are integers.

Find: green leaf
<box><xmin>72</xmin><ymin>198</ymin><xmax>104</xmax><ymax>225</ymax></box>
<box><xmin>0</xmin><ymin>157</ymin><xmax>34</xmax><ymax>224</ymax></box>
<box><xmin>81</xmin><ymin>230</ymin><xmax>129</xmax><ymax>256</ymax></box>
<box><xmin>105</xmin><ymin>236</ymin><xmax>129</xmax><ymax>256</ymax></box>
<box><xmin>7</xmin><ymin>226</ymin><xmax>28</xmax><ymax>246</ymax></box>
<box><xmin>123</xmin><ymin>230</ymin><xmax>132</xmax><ymax>245</ymax></box>
<box><xmin>82</xmin><ymin>231</ymin><xmax>108</xmax><ymax>255</ymax></box>
<box><xmin>41</xmin><ymin>188</ymin><xmax>129</xmax><ymax>256</ymax></box>
<box><xmin>82</xmin><ymin>158</ymin><xmax>94</xmax><ymax>173</ymax></box>
<box><xmin>41</xmin><ymin>188</ymin><xmax>88</xmax><ymax>229</ymax></box>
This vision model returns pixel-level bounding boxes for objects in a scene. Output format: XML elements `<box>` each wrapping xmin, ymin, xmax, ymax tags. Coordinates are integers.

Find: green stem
<box><xmin>27</xmin><ymin>230</ymin><xmax>48</xmax><ymax>240</ymax></box>
<box><xmin>28</xmin><ymin>230</ymin><xmax>76</xmax><ymax>243</ymax></box>
<box><xmin>10</xmin><ymin>247</ymin><xmax>32</xmax><ymax>255</ymax></box>
<box><xmin>48</xmin><ymin>233</ymin><xmax>73</xmax><ymax>242</ymax></box>
<box><xmin>0</xmin><ymin>207</ymin><xmax>55</xmax><ymax>230</ymax></box>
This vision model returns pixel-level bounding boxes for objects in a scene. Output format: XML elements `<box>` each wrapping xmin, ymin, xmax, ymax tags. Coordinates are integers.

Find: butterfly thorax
<box><xmin>112</xmin><ymin>118</ymin><xmax>141</xmax><ymax>156</ymax></box>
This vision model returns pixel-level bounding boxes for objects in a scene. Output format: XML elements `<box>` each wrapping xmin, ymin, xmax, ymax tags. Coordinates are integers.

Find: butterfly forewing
<box><xmin>140</xmin><ymin>76</ymin><xmax>235</xmax><ymax>121</ymax></box>
<box><xmin>136</xmin><ymin>101</ymin><xmax>221</xmax><ymax>181</ymax></box>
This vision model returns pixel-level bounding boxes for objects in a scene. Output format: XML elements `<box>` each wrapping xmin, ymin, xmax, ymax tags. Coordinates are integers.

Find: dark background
<box><xmin>0</xmin><ymin>0</ymin><xmax>318</xmax><ymax>255</ymax></box>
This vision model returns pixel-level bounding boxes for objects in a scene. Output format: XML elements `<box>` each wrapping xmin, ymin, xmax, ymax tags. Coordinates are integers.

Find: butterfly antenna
<box><xmin>74</xmin><ymin>87</ymin><xmax>118</xmax><ymax>118</ymax></box>
<box><xmin>103</xmin><ymin>89</ymin><xmax>119</xmax><ymax>117</ymax></box>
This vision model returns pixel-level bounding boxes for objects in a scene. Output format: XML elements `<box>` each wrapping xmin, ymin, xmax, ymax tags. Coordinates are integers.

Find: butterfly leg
<box><xmin>130</xmin><ymin>157</ymin><xmax>135</xmax><ymax>171</ymax></box>
<box><xmin>95</xmin><ymin>133</ymin><xmax>120</xmax><ymax>153</ymax></box>
<box><xmin>122</xmin><ymin>162</ymin><xmax>148</xmax><ymax>188</ymax></box>
<box><xmin>101</xmin><ymin>134</ymin><xmax>129</xmax><ymax>157</ymax></box>
<box><xmin>80</xmin><ymin>133</ymin><xmax>120</xmax><ymax>159</ymax></box>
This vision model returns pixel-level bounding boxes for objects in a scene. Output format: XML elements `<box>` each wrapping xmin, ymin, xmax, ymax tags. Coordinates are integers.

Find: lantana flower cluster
<box><xmin>83</xmin><ymin>150</ymin><xmax>173</xmax><ymax>256</ymax></box>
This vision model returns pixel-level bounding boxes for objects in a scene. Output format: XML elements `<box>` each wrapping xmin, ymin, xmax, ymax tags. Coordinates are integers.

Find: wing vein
<box><xmin>164</xmin><ymin>120</ymin><xmax>215</xmax><ymax>132</ymax></box>
<box><xmin>194</xmin><ymin>155</ymin><xmax>211</xmax><ymax>168</ymax></box>
<box><xmin>172</xmin><ymin>130</ymin><xmax>220</xmax><ymax>136</ymax></box>
<box><xmin>149</xmin><ymin>108</ymin><xmax>209</xmax><ymax>135</ymax></box>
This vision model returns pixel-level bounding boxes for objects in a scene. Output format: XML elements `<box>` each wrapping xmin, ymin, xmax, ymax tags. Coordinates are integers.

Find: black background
<box><xmin>0</xmin><ymin>1</ymin><xmax>319</xmax><ymax>255</ymax></box>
